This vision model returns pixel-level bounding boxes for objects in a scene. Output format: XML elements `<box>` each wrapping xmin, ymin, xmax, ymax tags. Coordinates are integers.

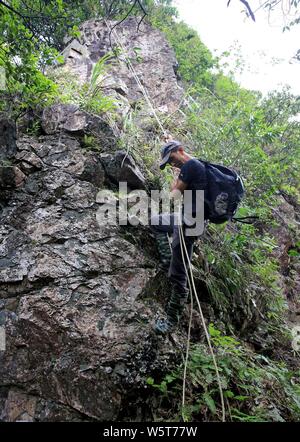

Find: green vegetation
<box><xmin>151</xmin><ymin>18</ymin><xmax>215</xmax><ymax>89</ymax></box>
<box><xmin>0</xmin><ymin>1</ymin><xmax>65</xmax><ymax>119</ymax></box>
<box><xmin>147</xmin><ymin>324</ymin><xmax>300</xmax><ymax>422</ymax></box>
<box><xmin>48</xmin><ymin>52</ymin><xmax>118</xmax><ymax>115</ymax></box>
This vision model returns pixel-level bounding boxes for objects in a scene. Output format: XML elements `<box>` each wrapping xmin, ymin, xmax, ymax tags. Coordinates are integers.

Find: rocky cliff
<box><xmin>0</xmin><ymin>18</ymin><xmax>186</xmax><ymax>422</ymax></box>
<box><xmin>0</xmin><ymin>17</ymin><xmax>299</xmax><ymax>422</ymax></box>
<box><xmin>60</xmin><ymin>17</ymin><xmax>183</xmax><ymax>114</ymax></box>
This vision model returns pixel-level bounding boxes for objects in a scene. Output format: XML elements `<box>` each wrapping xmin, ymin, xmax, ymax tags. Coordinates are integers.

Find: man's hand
<box><xmin>162</xmin><ymin>133</ymin><xmax>173</xmax><ymax>143</ymax></box>
<box><xmin>171</xmin><ymin>167</ymin><xmax>181</xmax><ymax>179</ymax></box>
<box><xmin>171</xmin><ymin>178</ymin><xmax>187</xmax><ymax>194</ymax></box>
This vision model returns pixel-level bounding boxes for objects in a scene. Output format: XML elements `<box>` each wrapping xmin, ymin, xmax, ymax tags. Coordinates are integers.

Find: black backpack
<box><xmin>198</xmin><ymin>159</ymin><xmax>246</xmax><ymax>224</ymax></box>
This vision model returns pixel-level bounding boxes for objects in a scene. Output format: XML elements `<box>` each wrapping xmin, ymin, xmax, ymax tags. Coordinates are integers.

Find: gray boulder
<box><xmin>41</xmin><ymin>104</ymin><xmax>117</xmax><ymax>150</ymax></box>
<box><xmin>100</xmin><ymin>150</ymin><xmax>146</xmax><ymax>190</ymax></box>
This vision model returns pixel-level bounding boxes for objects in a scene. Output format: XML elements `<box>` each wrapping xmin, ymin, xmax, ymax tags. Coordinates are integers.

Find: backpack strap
<box><xmin>232</xmin><ymin>216</ymin><xmax>259</xmax><ymax>224</ymax></box>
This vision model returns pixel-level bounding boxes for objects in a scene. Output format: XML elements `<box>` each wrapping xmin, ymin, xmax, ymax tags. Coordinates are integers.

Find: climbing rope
<box><xmin>178</xmin><ymin>218</ymin><xmax>226</xmax><ymax>422</ymax></box>
<box><xmin>104</xmin><ymin>18</ymin><xmax>226</xmax><ymax>422</ymax></box>
<box><xmin>177</xmin><ymin>214</ymin><xmax>194</xmax><ymax>421</ymax></box>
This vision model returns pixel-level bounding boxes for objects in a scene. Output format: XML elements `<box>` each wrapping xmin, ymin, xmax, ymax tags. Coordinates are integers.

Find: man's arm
<box><xmin>169</xmin><ymin>164</ymin><xmax>188</xmax><ymax>198</ymax></box>
<box><xmin>170</xmin><ymin>178</ymin><xmax>187</xmax><ymax>198</ymax></box>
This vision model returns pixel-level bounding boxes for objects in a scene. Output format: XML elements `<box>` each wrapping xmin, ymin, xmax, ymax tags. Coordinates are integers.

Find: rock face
<box><xmin>0</xmin><ymin>166</ymin><xmax>26</xmax><ymax>189</ymax></box>
<box><xmin>0</xmin><ymin>129</ymin><xmax>179</xmax><ymax>421</ymax></box>
<box><xmin>100</xmin><ymin>150</ymin><xmax>146</xmax><ymax>190</ymax></box>
<box><xmin>0</xmin><ymin>117</ymin><xmax>26</xmax><ymax>204</ymax></box>
<box><xmin>41</xmin><ymin>104</ymin><xmax>117</xmax><ymax>149</ymax></box>
<box><xmin>0</xmin><ymin>19</ymin><xmax>189</xmax><ymax>421</ymax></box>
<box><xmin>0</xmin><ymin>117</ymin><xmax>17</xmax><ymax>160</ymax></box>
<box><xmin>59</xmin><ymin>17</ymin><xmax>183</xmax><ymax>115</ymax></box>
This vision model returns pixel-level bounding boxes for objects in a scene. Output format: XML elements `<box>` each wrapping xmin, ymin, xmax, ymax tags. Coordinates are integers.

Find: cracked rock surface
<box><xmin>58</xmin><ymin>17</ymin><xmax>184</xmax><ymax>116</ymax></box>
<box><xmin>0</xmin><ymin>131</ymin><xmax>179</xmax><ymax>422</ymax></box>
<box><xmin>0</xmin><ymin>18</ymin><xmax>191</xmax><ymax>422</ymax></box>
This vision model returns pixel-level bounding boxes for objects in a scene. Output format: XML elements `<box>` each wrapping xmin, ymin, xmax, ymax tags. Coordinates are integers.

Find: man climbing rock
<box><xmin>150</xmin><ymin>139</ymin><xmax>207</xmax><ymax>335</ymax></box>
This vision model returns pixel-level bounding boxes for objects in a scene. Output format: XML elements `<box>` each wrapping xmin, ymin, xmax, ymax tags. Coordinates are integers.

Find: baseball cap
<box><xmin>159</xmin><ymin>140</ymin><xmax>182</xmax><ymax>170</ymax></box>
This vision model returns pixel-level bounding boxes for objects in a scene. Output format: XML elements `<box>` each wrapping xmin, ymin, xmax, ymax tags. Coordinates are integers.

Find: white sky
<box><xmin>174</xmin><ymin>0</ymin><xmax>300</xmax><ymax>96</ymax></box>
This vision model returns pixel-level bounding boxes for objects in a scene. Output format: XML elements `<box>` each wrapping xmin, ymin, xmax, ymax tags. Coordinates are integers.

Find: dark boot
<box><xmin>155</xmin><ymin>232</ymin><xmax>172</xmax><ymax>272</ymax></box>
<box><xmin>154</xmin><ymin>285</ymin><xmax>189</xmax><ymax>335</ymax></box>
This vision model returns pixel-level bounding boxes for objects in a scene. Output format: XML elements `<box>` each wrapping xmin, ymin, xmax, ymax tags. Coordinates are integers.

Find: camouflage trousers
<box><xmin>150</xmin><ymin>213</ymin><xmax>200</xmax><ymax>294</ymax></box>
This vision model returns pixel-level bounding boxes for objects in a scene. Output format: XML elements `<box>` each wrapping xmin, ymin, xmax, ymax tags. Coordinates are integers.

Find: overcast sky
<box><xmin>174</xmin><ymin>0</ymin><xmax>300</xmax><ymax>96</ymax></box>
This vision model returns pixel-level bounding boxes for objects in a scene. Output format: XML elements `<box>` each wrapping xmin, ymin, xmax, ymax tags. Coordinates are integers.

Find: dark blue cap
<box><xmin>159</xmin><ymin>140</ymin><xmax>182</xmax><ymax>170</ymax></box>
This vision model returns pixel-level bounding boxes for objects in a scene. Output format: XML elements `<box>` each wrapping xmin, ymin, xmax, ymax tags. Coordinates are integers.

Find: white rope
<box><xmin>104</xmin><ymin>18</ymin><xmax>226</xmax><ymax>422</ymax></box>
<box><xmin>178</xmin><ymin>214</ymin><xmax>194</xmax><ymax>421</ymax></box>
<box><xmin>178</xmin><ymin>221</ymin><xmax>226</xmax><ymax>422</ymax></box>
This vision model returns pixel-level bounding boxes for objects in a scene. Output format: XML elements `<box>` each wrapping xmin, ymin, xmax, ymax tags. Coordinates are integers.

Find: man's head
<box><xmin>159</xmin><ymin>140</ymin><xmax>190</xmax><ymax>170</ymax></box>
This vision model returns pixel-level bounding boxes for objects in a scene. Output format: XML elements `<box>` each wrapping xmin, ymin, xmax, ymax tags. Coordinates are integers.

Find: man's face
<box><xmin>168</xmin><ymin>148</ymin><xmax>184</xmax><ymax>168</ymax></box>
